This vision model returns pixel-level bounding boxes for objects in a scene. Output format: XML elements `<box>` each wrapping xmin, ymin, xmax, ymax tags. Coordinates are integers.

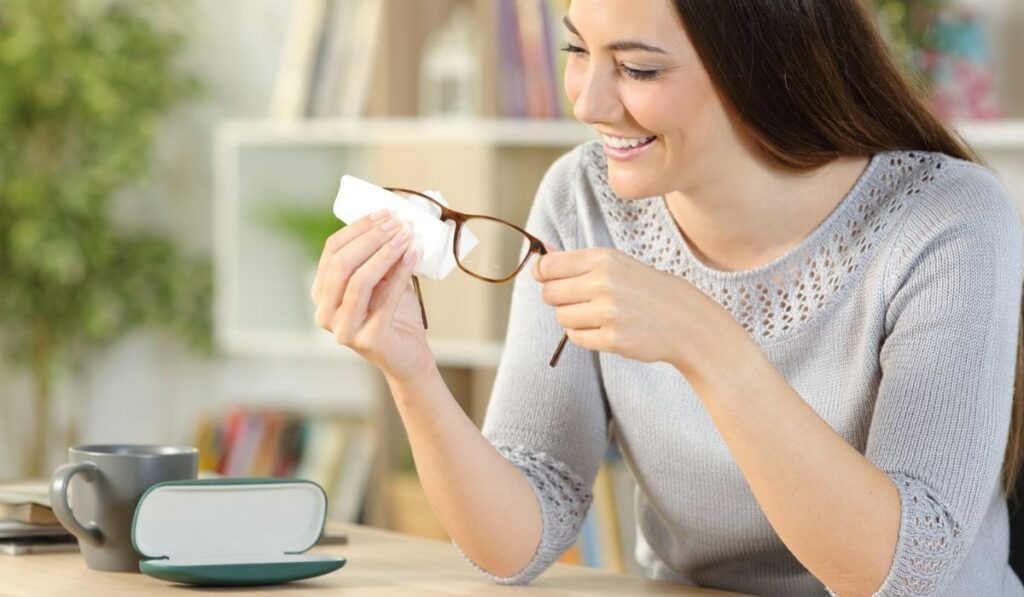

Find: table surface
<box><xmin>0</xmin><ymin>522</ymin><xmax>751</xmax><ymax>596</ymax></box>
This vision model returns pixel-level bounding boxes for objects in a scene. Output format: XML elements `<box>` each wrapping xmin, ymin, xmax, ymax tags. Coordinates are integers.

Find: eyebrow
<box><xmin>562</xmin><ymin>15</ymin><xmax>668</xmax><ymax>54</ymax></box>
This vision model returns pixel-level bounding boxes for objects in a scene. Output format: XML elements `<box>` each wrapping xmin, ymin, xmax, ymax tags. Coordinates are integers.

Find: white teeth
<box><xmin>602</xmin><ymin>134</ymin><xmax>654</xmax><ymax>149</ymax></box>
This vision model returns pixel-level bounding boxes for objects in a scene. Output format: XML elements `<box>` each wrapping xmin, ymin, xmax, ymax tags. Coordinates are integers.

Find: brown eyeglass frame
<box><xmin>384</xmin><ymin>187</ymin><xmax>569</xmax><ymax>368</ymax></box>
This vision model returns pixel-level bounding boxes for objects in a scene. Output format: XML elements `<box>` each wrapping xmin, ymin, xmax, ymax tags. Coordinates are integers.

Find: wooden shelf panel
<box><xmin>218</xmin><ymin>330</ymin><xmax>505</xmax><ymax>369</ymax></box>
<box><xmin>219</xmin><ymin>117</ymin><xmax>598</xmax><ymax>148</ymax></box>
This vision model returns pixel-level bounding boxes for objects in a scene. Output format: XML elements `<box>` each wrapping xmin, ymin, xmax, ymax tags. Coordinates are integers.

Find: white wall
<box><xmin>0</xmin><ymin>0</ymin><xmax>378</xmax><ymax>479</ymax></box>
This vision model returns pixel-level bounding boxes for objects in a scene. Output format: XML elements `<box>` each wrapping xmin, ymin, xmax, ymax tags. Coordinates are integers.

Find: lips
<box><xmin>602</xmin><ymin>135</ymin><xmax>657</xmax><ymax>161</ymax></box>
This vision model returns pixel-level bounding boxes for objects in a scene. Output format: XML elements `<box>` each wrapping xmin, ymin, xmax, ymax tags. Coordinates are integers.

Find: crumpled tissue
<box><xmin>333</xmin><ymin>175</ymin><xmax>478</xmax><ymax>281</ymax></box>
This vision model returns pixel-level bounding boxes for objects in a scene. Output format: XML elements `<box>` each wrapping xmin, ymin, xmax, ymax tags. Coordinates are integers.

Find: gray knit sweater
<box><xmin>453</xmin><ymin>141</ymin><xmax>1024</xmax><ymax>596</ymax></box>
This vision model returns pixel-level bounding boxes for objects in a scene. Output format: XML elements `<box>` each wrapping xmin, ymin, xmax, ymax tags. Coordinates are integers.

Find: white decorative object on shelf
<box><xmin>419</xmin><ymin>5</ymin><xmax>480</xmax><ymax>117</ymax></box>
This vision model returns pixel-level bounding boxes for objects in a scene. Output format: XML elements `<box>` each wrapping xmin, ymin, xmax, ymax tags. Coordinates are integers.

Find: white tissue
<box><xmin>332</xmin><ymin>175</ymin><xmax>478</xmax><ymax>281</ymax></box>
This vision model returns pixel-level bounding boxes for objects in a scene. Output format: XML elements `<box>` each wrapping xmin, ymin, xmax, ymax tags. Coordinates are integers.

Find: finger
<box><xmin>369</xmin><ymin>245</ymin><xmax>418</xmax><ymax>328</ymax></box>
<box><xmin>534</xmin><ymin>248</ymin><xmax>595</xmax><ymax>282</ymax></box>
<box><xmin>541</xmin><ymin>277</ymin><xmax>592</xmax><ymax>306</ymax></box>
<box><xmin>554</xmin><ymin>302</ymin><xmax>601</xmax><ymax>330</ymax></box>
<box><xmin>316</xmin><ymin>217</ymin><xmax>404</xmax><ymax>312</ymax></box>
<box><xmin>530</xmin><ymin>241</ymin><xmax>559</xmax><ymax>281</ymax></box>
<box><xmin>334</xmin><ymin>228</ymin><xmax>414</xmax><ymax>340</ymax></box>
<box><xmin>312</xmin><ymin>209</ymin><xmax>389</xmax><ymax>300</ymax></box>
<box><xmin>565</xmin><ymin>327</ymin><xmax>606</xmax><ymax>352</ymax></box>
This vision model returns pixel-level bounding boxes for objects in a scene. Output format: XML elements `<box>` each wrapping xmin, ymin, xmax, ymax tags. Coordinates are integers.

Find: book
<box><xmin>308</xmin><ymin>0</ymin><xmax>360</xmax><ymax>117</ymax></box>
<box><xmin>608</xmin><ymin>448</ymin><xmax>643</xmax><ymax>576</ymax></box>
<box><xmin>0</xmin><ymin>535</ymin><xmax>78</xmax><ymax>556</ymax></box>
<box><xmin>194</xmin><ymin>409</ymin><xmax>375</xmax><ymax>523</ymax></box>
<box><xmin>0</xmin><ymin>521</ymin><xmax>70</xmax><ymax>540</ymax></box>
<box><xmin>0</xmin><ymin>482</ymin><xmax>58</xmax><ymax>526</ymax></box>
<box><xmin>496</xmin><ymin>0</ymin><xmax>526</xmax><ymax>117</ymax></box>
<box><xmin>0</xmin><ymin>502</ymin><xmax>57</xmax><ymax>527</ymax></box>
<box><xmin>592</xmin><ymin>461</ymin><xmax>625</xmax><ymax>572</ymax></box>
<box><xmin>270</xmin><ymin>0</ymin><xmax>330</xmax><ymax>118</ymax></box>
<box><xmin>335</xmin><ymin>0</ymin><xmax>385</xmax><ymax>118</ymax></box>
<box><xmin>537</xmin><ymin>0</ymin><xmax>564</xmax><ymax>118</ymax></box>
<box><xmin>330</xmin><ymin>423</ymin><xmax>377</xmax><ymax>523</ymax></box>
<box><xmin>515</xmin><ymin>0</ymin><xmax>553</xmax><ymax>118</ymax></box>
<box><xmin>578</xmin><ymin>506</ymin><xmax>602</xmax><ymax>568</ymax></box>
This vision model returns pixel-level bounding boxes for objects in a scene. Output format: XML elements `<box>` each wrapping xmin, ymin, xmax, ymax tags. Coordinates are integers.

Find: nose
<box><xmin>572</xmin><ymin>67</ymin><xmax>623</xmax><ymax>126</ymax></box>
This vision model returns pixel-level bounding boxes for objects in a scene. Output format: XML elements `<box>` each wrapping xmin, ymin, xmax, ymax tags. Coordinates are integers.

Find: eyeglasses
<box><xmin>384</xmin><ymin>187</ymin><xmax>569</xmax><ymax>368</ymax></box>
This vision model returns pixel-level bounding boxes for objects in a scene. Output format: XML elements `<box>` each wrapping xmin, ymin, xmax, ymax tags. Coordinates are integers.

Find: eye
<box><xmin>561</xmin><ymin>44</ymin><xmax>661</xmax><ymax>81</ymax></box>
<box><xmin>619</xmin><ymin>64</ymin><xmax>660</xmax><ymax>81</ymax></box>
<box><xmin>560</xmin><ymin>43</ymin><xmax>587</xmax><ymax>56</ymax></box>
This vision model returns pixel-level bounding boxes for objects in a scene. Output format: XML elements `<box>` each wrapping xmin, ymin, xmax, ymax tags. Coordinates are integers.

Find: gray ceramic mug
<box><xmin>49</xmin><ymin>444</ymin><xmax>198</xmax><ymax>572</ymax></box>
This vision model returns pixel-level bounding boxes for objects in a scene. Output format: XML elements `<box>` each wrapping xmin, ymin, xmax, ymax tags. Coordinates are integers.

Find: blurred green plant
<box><xmin>872</xmin><ymin>0</ymin><xmax>949</xmax><ymax>86</ymax></box>
<box><xmin>0</xmin><ymin>0</ymin><xmax>212</xmax><ymax>476</ymax></box>
<box><xmin>257</xmin><ymin>199</ymin><xmax>344</xmax><ymax>263</ymax></box>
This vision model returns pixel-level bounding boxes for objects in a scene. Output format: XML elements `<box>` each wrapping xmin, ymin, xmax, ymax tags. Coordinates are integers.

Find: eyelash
<box><xmin>560</xmin><ymin>43</ymin><xmax>661</xmax><ymax>82</ymax></box>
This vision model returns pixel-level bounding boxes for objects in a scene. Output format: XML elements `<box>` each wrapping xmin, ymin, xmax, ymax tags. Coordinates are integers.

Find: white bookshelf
<box><xmin>212</xmin><ymin>117</ymin><xmax>1024</xmax><ymax>370</ymax></box>
<box><xmin>212</xmin><ymin>118</ymin><xmax>593</xmax><ymax>370</ymax></box>
<box><xmin>958</xmin><ymin>120</ymin><xmax>1024</xmax><ymax>151</ymax></box>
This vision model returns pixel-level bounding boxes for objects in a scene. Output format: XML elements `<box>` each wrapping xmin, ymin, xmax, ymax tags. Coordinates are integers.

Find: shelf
<box><xmin>218</xmin><ymin>117</ymin><xmax>598</xmax><ymax>148</ymax></box>
<box><xmin>956</xmin><ymin>120</ymin><xmax>1024</xmax><ymax>151</ymax></box>
<box><xmin>218</xmin><ymin>329</ymin><xmax>505</xmax><ymax>369</ymax></box>
<box><xmin>219</xmin><ymin>116</ymin><xmax>1024</xmax><ymax>151</ymax></box>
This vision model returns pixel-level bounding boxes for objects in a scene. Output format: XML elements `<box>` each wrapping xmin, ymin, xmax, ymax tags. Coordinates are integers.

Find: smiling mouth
<box><xmin>601</xmin><ymin>134</ymin><xmax>657</xmax><ymax>150</ymax></box>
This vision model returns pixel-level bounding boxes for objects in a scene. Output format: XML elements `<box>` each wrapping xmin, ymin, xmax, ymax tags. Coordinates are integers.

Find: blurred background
<box><xmin>0</xmin><ymin>0</ymin><xmax>1021</xmax><ymax>574</ymax></box>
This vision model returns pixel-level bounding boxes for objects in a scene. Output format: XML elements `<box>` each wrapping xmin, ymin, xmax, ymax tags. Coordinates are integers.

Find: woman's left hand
<box><xmin>534</xmin><ymin>247</ymin><xmax>737</xmax><ymax>369</ymax></box>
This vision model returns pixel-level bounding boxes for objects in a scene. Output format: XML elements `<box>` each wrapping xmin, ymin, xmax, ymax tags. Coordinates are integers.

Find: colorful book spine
<box><xmin>537</xmin><ymin>0</ymin><xmax>563</xmax><ymax>118</ymax></box>
<box><xmin>497</xmin><ymin>0</ymin><xmax>526</xmax><ymax>117</ymax></box>
<box><xmin>193</xmin><ymin>409</ymin><xmax>374</xmax><ymax>523</ymax></box>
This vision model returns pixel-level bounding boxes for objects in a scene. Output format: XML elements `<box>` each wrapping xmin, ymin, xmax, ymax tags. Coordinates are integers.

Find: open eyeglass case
<box><xmin>131</xmin><ymin>478</ymin><xmax>346</xmax><ymax>586</ymax></box>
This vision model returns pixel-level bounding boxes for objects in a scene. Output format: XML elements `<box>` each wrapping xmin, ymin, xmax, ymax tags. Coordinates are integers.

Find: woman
<box><xmin>310</xmin><ymin>0</ymin><xmax>1024</xmax><ymax>594</ymax></box>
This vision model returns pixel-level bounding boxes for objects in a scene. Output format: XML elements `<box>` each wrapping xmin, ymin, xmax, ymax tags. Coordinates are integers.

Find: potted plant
<box><xmin>0</xmin><ymin>0</ymin><xmax>212</xmax><ymax>476</ymax></box>
<box><xmin>258</xmin><ymin>200</ymin><xmax>345</xmax><ymax>264</ymax></box>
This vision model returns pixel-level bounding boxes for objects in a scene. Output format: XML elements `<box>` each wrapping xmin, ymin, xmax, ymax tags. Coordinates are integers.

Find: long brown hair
<box><xmin>670</xmin><ymin>0</ymin><xmax>1024</xmax><ymax>497</ymax></box>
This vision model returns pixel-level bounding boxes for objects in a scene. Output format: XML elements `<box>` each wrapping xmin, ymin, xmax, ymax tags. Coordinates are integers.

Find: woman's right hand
<box><xmin>311</xmin><ymin>209</ymin><xmax>436</xmax><ymax>383</ymax></box>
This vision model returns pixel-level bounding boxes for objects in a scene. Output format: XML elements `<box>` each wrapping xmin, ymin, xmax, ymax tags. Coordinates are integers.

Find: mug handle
<box><xmin>49</xmin><ymin>462</ymin><xmax>104</xmax><ymax>547</ymax></box>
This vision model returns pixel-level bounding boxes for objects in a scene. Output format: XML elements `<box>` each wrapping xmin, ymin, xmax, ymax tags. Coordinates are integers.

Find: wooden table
<box><xmin>0</xmin><ymin>523</ymin><xmax>750</xmax><ymax>596</ymax></box>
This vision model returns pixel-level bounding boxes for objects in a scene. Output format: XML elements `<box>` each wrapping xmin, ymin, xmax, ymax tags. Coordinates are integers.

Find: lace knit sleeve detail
<box><xmin>826</xmin><ymin>474</ymin><xmax>964</xmax><ymax>597</ymax></box>
<box><xmin>453</xmin><ymin>444</ymin><xmax>593</xmax><ymax>585</ymax></box>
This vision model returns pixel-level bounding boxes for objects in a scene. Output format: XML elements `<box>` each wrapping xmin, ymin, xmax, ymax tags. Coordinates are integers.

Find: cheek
<box><xmin>628</xmin><ymin>71</ymin><xmax>717</xmax><ymax>136</ymax></box>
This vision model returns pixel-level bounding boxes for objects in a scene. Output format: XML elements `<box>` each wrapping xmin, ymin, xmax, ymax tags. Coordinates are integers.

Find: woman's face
<box><xmin>564</xmin><ymin>0</ymin><xmax>734</xmax><ymax>200</ymax></box>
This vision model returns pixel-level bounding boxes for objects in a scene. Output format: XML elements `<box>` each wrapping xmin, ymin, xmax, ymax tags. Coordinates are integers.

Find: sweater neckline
<box><xmin>583</xmin><ymin>143</ymin><xmax>944</xmax><ymax>344</ymax></box>
<box><xmin>653</xmin><ymin>151</ymin><xmax>885</xmax><ymax>282</ymax></box>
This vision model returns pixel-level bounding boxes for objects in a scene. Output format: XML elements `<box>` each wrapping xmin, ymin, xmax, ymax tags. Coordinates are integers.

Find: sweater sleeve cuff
<box><xmin>825</xmin><ymin>473</ymin><xmax>965</xmax><ymax>596</ymax></box>
<box><xmin>453</xmin><ymin>443</ymin><xmax>593</xmax><ymax>585</ymax></box>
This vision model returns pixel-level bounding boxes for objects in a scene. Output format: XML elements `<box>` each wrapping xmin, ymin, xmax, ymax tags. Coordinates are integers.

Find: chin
<box><xmin>606</xmin><ymin>168</ymin><xmax>662</xmax><ymax>201</ymax></box>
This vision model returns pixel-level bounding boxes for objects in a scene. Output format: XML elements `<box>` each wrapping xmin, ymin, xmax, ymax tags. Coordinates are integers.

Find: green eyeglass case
<box><xmin>131</xmin><ymin>478</ymin><xmax>346</xmax><ymax>586</ymax></box>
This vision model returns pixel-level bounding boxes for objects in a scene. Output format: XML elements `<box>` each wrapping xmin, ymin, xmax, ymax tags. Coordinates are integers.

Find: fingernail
<box><xmin>380</xmin><ymin>218</ymin><xmax>400</xmax><ymax>231</ymax></box>
<box><xmin>390</xmin><ymin>230</ymin><xmax>411</xmax><ymax>247</ymax></box>
<box><xmin>370</xmin><ymin>209</ymin><xmax>389</xmax><ymax>221</ymax></box>
<box><xmin>403</xmin><ymin>248</ymin><xmax>417</xmax><ymax>264</ymax></box>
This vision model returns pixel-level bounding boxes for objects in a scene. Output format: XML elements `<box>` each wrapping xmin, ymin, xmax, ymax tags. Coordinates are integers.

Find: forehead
<box><xmin>567</xmin><ymin>0</ymin><xmax>688</xmax><ymax>46</ymax></box>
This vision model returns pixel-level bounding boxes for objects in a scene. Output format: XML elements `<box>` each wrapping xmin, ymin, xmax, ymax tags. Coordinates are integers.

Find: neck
<box><xmin>663</xmin><ymin>152</ymin><xmax>871</xmax><ymax>272</ymax></box>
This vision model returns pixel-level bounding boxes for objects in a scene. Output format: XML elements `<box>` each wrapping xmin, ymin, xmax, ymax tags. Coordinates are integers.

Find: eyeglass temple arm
<box><xmin>549</xmin><ymin>334</ymin><xmax>569</xmax><ymax>368</ymax></box>
<box><xmin>530</xmin><ymin>244</ymin><xmax>570</xmax><ymax>368</ymax></box>
<box><xmin>412</xmin><ymin>276</ymin><xmax>428</xmax><ymax>330</ymax></box>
